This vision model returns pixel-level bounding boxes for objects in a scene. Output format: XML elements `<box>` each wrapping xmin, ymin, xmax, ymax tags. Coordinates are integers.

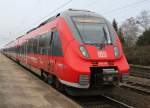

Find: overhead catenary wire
<box><xmin>23</xmin><ymin>0</ymin><xmax>73</xmax><ymax>34</ymax></box>
<box><xmin>22</xmin><ymin>0</ymin><xmax>149</xmax><ymax>35</ymax></box>
<box><xmin>35</xmin><ymin>0</ymin><xmax>73</xmax><ymax>24</ymax></box>
<box><xmin>101</xmin><ymin>0</ymin><xmax>150</xmax><ymax>15</ymax></box>
<box><xmin>33</xmin><ymin>0</ymin><xmax>149</xmax><ymax>28</ymax></box>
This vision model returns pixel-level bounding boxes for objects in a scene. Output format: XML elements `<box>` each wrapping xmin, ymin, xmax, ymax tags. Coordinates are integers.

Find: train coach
<box><xmin>3</xmin><ymin>9</ymin><xmax>129</xmax><ymax>95</ymax></box>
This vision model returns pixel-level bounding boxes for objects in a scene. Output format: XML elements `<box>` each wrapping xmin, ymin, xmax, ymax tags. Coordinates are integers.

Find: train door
<box><xmin>39</xmin><ymin>35</ymin><xmax>46</xmax><ymax>69</ymax></box>
<box><xmin>38</xmin><ymin>35</ymin><xmax>43</xmax><ymax>68</ymax></box>
<box><xmin>39</xmin><ymin>32</ymin><xmax>51</xmax><ymax>71</ymax></box>
<box><xmin>25</xmin><ymin>40</ymin><xmax>28</xmax><ymax>64</ymax></box>
<box><xmin>48</xmin><ymin>29</ymin><xmax>55</xmax><ymax>73</ymax></box>
<box><xmin>50</xmin><ymin>28</ymin><xmax>63</xmax><ymax>75</ymax></box>
<box><xmin>22</xmin><ymin>42</ymin><xmax>26</xmax><ymax>63</ymax></box>
<box><xmin>45</xmin><ymin>31</ymin><xmax>52</xmax><ymax>72</ymax></box>
<box><xmin>16</xmin><ymin>40</ymin><xmax>20</xmax><ymax>62</ymax></box>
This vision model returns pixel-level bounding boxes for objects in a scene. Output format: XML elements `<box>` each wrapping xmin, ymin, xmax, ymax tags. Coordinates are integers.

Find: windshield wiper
<box><xmin>103</xmin><ymin>27</ymin><xmax>108</xmax><ymax>42</ymax></box>
<box><xmin>102</xmin><ymin>27</ymin><xmax>113</xmax><ymax>45</ymax></box>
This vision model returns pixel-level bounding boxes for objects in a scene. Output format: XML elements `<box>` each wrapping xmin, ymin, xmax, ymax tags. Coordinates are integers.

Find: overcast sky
<box><xmin>0</xmin><ymin>0</ymin><xmax>150</xmax><ymax>48</ymax></box>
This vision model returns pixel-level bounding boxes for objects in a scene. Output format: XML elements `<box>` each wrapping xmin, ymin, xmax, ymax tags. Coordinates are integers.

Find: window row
<box><xmin>5</xmin><ymin>28</ymin><xmax>63</xmax><ymax>56</ymax></box>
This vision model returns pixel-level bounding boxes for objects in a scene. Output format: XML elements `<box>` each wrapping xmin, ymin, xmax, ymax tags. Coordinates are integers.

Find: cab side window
<box><xmin>51</xmin><ymin>29</ymin><xmax>63</xmax><ymax>56</ymax></box>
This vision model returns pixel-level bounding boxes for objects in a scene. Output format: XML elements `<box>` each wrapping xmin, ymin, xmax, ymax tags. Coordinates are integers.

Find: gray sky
<box><xmin>0</xmin><ymin>0</ymin><xmax>150</xmax><ymax>48</ymax></box>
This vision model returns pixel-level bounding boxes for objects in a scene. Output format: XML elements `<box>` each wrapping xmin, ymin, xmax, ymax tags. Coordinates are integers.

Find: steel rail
<box><xmin>102</xmin><ymin>95</ymin><xmax>134</xmax><ymax>108</ymax></box>
<box><xmin>121</xmin><ymin>83</ymin><xmax>150</xmax><ymax>95</ymax></box>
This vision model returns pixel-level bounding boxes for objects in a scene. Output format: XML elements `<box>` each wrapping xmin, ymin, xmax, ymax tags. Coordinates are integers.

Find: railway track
<box><xmin>70</xmin><ymin>94</ymin><xmax>134</xmax><ymax>108</ymax></box>
<box><xmin>130</xmin><ymin>64</ymin><xmax>150</xmax><ymax>79</ymax></box>
<box><xmin>102</xmin><ymin>95</ymin><xmax>134</xmax><ymax>108</ymax></box>
<box><xmin>120</xmin><ymin>82</ymin><xmax>150</xmax><ymax>95</ymax></box>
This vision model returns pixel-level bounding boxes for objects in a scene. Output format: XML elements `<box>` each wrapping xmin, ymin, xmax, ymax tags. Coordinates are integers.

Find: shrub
<box><xmin>124</xmin><ymin>46</ymin><xmax>150</xmax><ymax>66</ymax></box>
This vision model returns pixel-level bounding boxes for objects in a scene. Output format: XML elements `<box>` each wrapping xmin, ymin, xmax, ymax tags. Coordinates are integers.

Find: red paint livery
<box><xmin>3</xmin><ymin>9</ymin><xmax>129</xmax><ymax>95</ymax></box>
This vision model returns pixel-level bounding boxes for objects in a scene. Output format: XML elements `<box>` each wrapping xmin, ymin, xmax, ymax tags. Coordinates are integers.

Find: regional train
<box><xmin>2</xmin><ymin>9</ymin><xmax>129</xmax><ymax>95</ymax></box>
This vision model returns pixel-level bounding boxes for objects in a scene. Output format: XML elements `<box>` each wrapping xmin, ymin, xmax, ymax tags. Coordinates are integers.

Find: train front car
<box><xmin>59</xmin><ymin>9</ymin><xmax>129</xmax><ymax>95</ymax></box>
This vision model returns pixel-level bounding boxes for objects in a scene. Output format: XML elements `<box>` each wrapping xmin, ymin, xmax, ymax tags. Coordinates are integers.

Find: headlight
<box><xmin>114</xmin><ymin>46</ymin><xmax>119</xmax><ymax>57</ymax></box>
<box><xmin>80</xmin><ymin>46</ymin><xmax>89</xmax><ymax>58</ymax></box>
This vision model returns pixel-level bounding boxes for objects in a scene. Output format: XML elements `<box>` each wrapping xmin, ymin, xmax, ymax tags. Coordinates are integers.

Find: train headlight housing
<box><xmin>114</xmin><ymin>46</ymin><xmax>119</xmax><ymax>58</ymax></box>
<box><xmin>79</xmin><ymin>75</ymin><xmax>89</xmax><ymax>85</ymax></box>
<box><xmin>80</xmin><ymin>46</ymin><xmax>89</xmax><ymax>58</ymax></box>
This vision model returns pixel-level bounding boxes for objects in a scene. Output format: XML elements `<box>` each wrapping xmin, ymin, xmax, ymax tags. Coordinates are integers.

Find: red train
<box><xmin>3</xmin><ymin>9</ymin><xmax>129</xmax><ymax>95</ymax></box>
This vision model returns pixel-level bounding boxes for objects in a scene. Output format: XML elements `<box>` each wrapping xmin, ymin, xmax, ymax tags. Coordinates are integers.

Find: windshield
<box><xmin>72</xmin><ymin>16</ymin><xmax>112</xmax><ymax>45</ymax></box>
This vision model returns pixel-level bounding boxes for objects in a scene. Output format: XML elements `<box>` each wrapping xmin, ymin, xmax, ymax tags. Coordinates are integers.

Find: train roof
<box><xmin>26</xmin><ymin>9</ymin><xmax>104</xmax><ymax>34</ymax></box>
<box><xmin>62</xmin><ymin>9</ymin><xmax>103</xmax><ymax>18</ymax></box>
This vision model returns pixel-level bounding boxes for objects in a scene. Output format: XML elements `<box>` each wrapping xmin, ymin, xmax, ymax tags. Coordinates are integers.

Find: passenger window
<box><xmin>30</xmin><ymin>39</ymin><xmax>34</xmax><ymax>54</ymax></box>
<box><xmin>33</xmin><ymin>38</ymin><xmax>38</xmax><ymax>54</ymax></box>
<box><xmin>49</xmin><ymin>32</ymin><xmax>53</xmax><ymax>45</ymax></box>
<box><xmin>45</xmin><ymin>32</ymin><xmax>51</xmax><ymax>46</ymax></box>
<box><xmin>27</xmin><ymin>39</ymin><xmax>31</xmax><ymax>53</ymax></box>
<box><xmin>38</xmin><ymin>31</ymin><xmax>52</xmax><ymax>55</ymax></box>
<box><xmin>44</xmin><ymin>32</ymin><xmax>52</xmax><ymax>55</ymax></box>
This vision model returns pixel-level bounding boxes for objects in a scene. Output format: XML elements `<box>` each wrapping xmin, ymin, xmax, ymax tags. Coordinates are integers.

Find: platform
<box><xmin>0</xmin><ymin>53</ymin><xmax>81</xmax><ymax>108</ymax></box>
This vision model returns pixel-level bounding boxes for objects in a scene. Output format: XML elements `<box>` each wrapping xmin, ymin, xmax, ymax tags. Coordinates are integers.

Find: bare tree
<box><xmin>137</xmin><ymin>10</ymin><xmax>150</xmax><ymax>30</ymax></box>
<box><xmin>121</xmin><ymin>17</ymin><xmax>139</xmax><ymax>47</ymax></box>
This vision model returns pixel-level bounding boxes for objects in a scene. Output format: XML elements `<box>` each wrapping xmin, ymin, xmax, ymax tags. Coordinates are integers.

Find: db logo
<box><xmin>98</xmin><ymin>51</ymin><xmax>107</xmax><ymax>58</ymax></box>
